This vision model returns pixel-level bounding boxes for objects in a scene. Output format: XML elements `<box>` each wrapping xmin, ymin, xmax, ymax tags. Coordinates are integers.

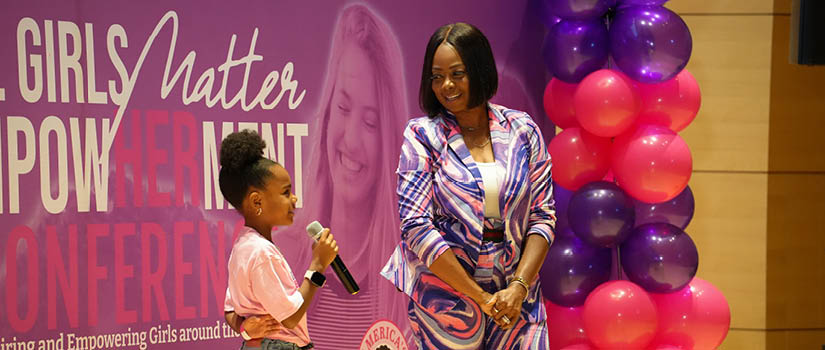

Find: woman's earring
<box><xmin>256</xmin><ymin>207</ymin><xmax>262</xmax><ymax>216</ymax></box>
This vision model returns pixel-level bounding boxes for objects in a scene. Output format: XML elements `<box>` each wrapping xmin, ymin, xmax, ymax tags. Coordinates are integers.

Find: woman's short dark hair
<box><xmin>218</xmin><ymin>130</ymin><xmax>278</xmax><ymax>209</ymax></box>
<box><xmin>419</xmin><ymin>22</ymin><xmax>498</xmax><ymax>117</ymax></box>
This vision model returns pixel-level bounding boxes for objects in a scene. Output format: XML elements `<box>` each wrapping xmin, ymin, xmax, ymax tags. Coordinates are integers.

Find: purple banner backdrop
<box><xmin>0</xmin><ymin>1</ymin><xmax>552</xmax><ymax>349</ymax></box>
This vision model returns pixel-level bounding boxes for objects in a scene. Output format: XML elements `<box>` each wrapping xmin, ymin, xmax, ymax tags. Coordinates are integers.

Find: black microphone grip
<box><xmin>330</xmin><ymin>255</ymin><xmax>359</xmax><ymax>295</ymax></box>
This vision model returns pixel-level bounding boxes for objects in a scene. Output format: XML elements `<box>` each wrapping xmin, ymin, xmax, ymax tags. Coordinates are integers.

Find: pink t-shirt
<box><xmin>224</xmin><ymin>226</ymin><xmax>310</xmax><ymax>346</ymax></box>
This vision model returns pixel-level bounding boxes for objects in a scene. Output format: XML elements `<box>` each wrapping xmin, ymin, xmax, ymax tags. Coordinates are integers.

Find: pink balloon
<box><xmin>548</xmin><ymin>127</ymin><xmax>612</xmax><ymax>190</ymax></box>
<box><xmin>603</xmin><ymin>170</ymin><xmax>615</xmax><ymax>183</ymax></box>
<box><xmin>560</xmin><ymin>344</ymin><xmax>596</xmax><ymax>350</ymax></box>
<box><xmin>582</xmin><ymin>280</ymin><xmax>657</xmax><ymax>349</ymax></box>
<box><xmin>546</xmin><ymin>299</ymin><xmax>590</xmax><ymax>349</ymax></box>
<box><xmin>574</xmin><ymin>69</ymin><xmax>641</xmax><ymax>137</ymax></box>
<box><xmin>544</xmin><ymin>78</ymin><xmax>579</xmax><ymax>129</ymax></box>
<box><xmin>648</xmin><ymin>277</ymin><xmax>731</xmax><ymax>350</ymax></box>
<box><xmin>637</xmin><ymin>69</ymin><xmax>701</xmax><ymax>132</ymax></box>
<box><xmin>612</xmin><ymin>124</ymin><xmax>692</xmax><ymax>203</ymax></box>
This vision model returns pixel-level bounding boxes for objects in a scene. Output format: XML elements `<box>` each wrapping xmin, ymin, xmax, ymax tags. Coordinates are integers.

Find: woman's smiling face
<box><xmin>325</xmin><ymin>44</ymin><xmax>382</xmax><ymax>204</ymax></box>
<box><xmin>431</xmin><ymin>43</ymin><xmax>471</xmax><ymax>115</ymax></box>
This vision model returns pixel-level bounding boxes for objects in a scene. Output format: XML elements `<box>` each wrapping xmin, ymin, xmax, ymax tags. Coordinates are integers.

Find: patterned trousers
<box><xmin>407</xmin><ymin>241</ymin><xmax>549</xmax><ymax>350</ymax></box>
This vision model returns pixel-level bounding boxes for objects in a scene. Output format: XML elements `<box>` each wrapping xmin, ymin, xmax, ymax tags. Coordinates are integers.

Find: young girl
<box><xmin>220</xmin><ymin>130</ymin><xmax>338</xmax><ymax>350</ymax></box>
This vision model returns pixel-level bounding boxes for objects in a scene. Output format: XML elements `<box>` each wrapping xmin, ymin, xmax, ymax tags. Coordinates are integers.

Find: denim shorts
<box><xmin>240</xmin><ymin>339</ymin><xmax>314</xmax><ymax>350</ymax></box>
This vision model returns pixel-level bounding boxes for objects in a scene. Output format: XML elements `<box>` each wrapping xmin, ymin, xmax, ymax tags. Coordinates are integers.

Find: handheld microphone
<box><xmin>306</xmin><ymin>221</ymin><xmax>360</xmax><ymax>295</ymax></box>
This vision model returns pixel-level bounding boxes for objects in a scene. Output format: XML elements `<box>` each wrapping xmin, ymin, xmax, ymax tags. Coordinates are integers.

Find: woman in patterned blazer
<box><xmin>381</xmin><ymin>22</ymin><xmax>556</xmax><ymax>350</ymax></box>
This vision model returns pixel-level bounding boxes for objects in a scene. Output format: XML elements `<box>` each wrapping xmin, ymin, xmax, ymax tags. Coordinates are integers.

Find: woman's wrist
<box><xmin>473</xmin><ymin>290</ymin><xmax>492</xmax><ymax>306</ymax></box>
<box><xmin>509</xmin><ymin>276</ymin><xmax>530</xmax><ymax>293</ymax></box>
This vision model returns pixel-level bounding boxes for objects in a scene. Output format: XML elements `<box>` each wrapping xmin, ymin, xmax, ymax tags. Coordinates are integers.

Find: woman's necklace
<box><xmin>472</xmin><ymin>135</ymin><xmax>491</xmax><ymax>148</ymax></box>
<box><xmin>460</xmin><ymin>125</ymin><xmax>491</xmax><ymax>148</ymax></box>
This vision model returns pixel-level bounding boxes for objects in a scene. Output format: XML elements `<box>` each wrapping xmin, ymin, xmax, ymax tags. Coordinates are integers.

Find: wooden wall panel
<box><xmin>768</xmin><ymin>15</ymin><xmax>825</xmax><ymax>173</ymax></box>
<box><xmin>719</xmin><ymin>330</ymin><xmax>766</xmax><ymax>350</ymax></box>
<box><xmin>667</xmin><ymin>0</ymin><xmax>774</xmax><ymax>14</ymax></box>
<box><xmin>689</xmin><ymin>172</ymin><xmax>767</xmax><ymax>329</ymax></box>
<box><xmin>766</xmin><ymin>173</ymin><xmax>825</xmax><ymax>329</ymax></box>
<box><xmin>679</xmin><ymin>15</ymin><xmax>772</xmax><ymax>172</ymax></box>
<box><xmin>766</xmin><ymin>330</ymin><xmax>825</xmax><ymax>349</ymax></box>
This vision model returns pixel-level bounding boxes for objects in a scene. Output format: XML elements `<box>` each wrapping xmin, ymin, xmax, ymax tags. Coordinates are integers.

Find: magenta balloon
<box><xmin>545</xmin><ymin>299</ymin><xmax>590</xmax><ymax>349</ymax></box>
<box><xmin>547</xmin><ymin>128</ymin><xmax>612</xmax><ymax>190</ymax></box>
<box><xmin>620</xmin><ymin>223</ymin><xmax>699</xmax><ymax>293</ymax></box>
<box><xmin>549</xmin><ymin>0</ymin><xmax>611</xmax><ymax>19</ymax></box>
<box><xmin>561</xmin><ymin>344</ymin><xmax>596</xmax><ymax>350</ymax></box>
<box><xmin>583</xmin><ymin>280</ymin><xmax>657</xmax><ymax>349</ymax></box>
<box><xmin>612</xmin><ymin>124</ymin><xmax>692</xmax><ymax>203</ymax></box>
<box><xmin>610</xmin><ymin>5</ymin><xmax>692</xmax><ymax>83</ymax></box>
<box><xmin>648</xmin><ymin>278</ymin><xmax>731</xmax><ymax>349</ymax></box>
<box><xmin>636</xmin><ymin>69</ymin><xmax>702</xmax><ymax>132</ymax></box>
<box><xmin>544</xmin><ymin>19</ymin><xmax>609</xmax><ymax>83</ymax></box>
<box><xmin>574</xmin><ymin>69</ymin><xmax>641</xmax><ymax>137</ymax></box>
<box><xmin>543</xmin><ymin>78</ymin><xmax>579</xmax><ymax>129</ymax></box>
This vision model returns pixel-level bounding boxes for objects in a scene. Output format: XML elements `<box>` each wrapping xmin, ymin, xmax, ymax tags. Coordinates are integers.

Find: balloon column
<box><xmin>538</xmin><ymin>0</ymin><xmax>731</xmax><ymax>348</ymax></box>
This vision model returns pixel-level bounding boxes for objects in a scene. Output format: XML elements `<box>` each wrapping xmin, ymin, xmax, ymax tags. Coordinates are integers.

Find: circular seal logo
<box><xmin>359</xmin><ymin>319</ymin><xmax>408</xmax><ymax>350</ymax></box>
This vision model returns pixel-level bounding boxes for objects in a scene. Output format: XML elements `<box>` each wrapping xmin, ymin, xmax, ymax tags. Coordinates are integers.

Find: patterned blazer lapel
<box><xmin>443</xmin><ymin>113</ymin><xmax>484</xmax><ymax>198</ymax></box>
<box><xmin>489</xmin><ymin>105</ymin><xmax>515</xmax><ymax>220</ymax></box>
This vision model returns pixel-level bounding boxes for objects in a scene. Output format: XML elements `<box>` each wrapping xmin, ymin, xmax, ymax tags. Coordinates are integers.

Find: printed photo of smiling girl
<box><xmin>263</xmin><ymin>4</ymin><xmax>414</xmax><ymax>350</ymax></box>
<box><xmin>380</xmin><ymin>22</ymin><xmax>556</xmax><ymax>350</ymax></box>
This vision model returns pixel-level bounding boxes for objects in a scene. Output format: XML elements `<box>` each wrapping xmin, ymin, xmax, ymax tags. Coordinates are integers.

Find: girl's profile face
<box><xmin>258</xmin><ymin>165</ymin><xmax>297</xmax><ymax>227</ymax></box>
<box><xmin>325</xmin><ymin>44</ymin><xmax>382</xmax><ymax>204</ymax></box>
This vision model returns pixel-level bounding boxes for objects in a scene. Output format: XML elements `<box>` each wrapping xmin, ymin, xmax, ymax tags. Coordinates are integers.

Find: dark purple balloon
<box><xmin>539</xmin><ymin>228</ymin><xmax>612</xmax><ymax>307</ymax></box>
<box><xmin>554</xmin><ymin>184</ymin><xmax>574</xmax><ymax>231</ymax></box>
<box><xmin>609</xmin><ymin>5</ymin><xmax>692</xmax><ymax>83</ymax></box>
<box><xmin>618</xmin><ymin>0</ymin><xmax>668</xmax><ymax>7</ymax></box>
<box><xmin>549</xmin><ymin>0</ymin><xmax>611</xmax><ymax>19</ymax></box>
<box><xmin>568</xmin><ymin>181</ymin><xmax>635</xmax><ymax>247</ymax></box>
<box><xmin>543</xmin><ymin>18</ymin><xmax>609</xmax><ymax>83</ymax></box>
<box><xmin>634</xmin><ymin>185</ymin><xmax>695</xmax><ymax>230</ymax></box>
<box><xmin>621</xmin><ymin>223</ymin><xmax>699</xmax><ymax>293</ymax></box>
<box><xmin>540</xmin><ymin>1</ymin><xmax>564</xmax><ymax>28</ymax></box>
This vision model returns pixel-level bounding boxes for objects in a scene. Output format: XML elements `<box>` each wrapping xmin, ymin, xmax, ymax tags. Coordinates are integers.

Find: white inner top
<box><xmin>477</xmin><ymin>162</ymin><xmax>505</xmax><ymax>219</ymax></box>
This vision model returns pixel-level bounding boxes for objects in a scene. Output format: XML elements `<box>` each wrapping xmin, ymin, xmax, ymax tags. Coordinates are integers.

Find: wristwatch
<box><xmin>304</xmin><ymin>270</ymin><xmax>326</xmax><ymax>288</ymax></box>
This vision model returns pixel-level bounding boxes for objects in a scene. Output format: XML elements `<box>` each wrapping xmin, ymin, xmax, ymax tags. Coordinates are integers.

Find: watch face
<box><xmin>310</xmin><ymin>271</ymin><xmax>326</xmax><ymax>286</ymax></box>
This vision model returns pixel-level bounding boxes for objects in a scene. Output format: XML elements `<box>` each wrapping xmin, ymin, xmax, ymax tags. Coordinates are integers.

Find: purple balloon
<box><xmin>543</xmin><ymin>18</ymin><xmax>609</xmax><ymax>83</ymax></box>
<box><xmin>621</xmin><ymin>223</ymin><xmax>699</xmax><ymax>293</ymax></box>
<box><xmin>609</xmin><ymin>5</ymin><xmax>692</xmax><ymax>83</ymax></box>
<box><xmin>554</xmin><ymin>184</ymin><xmax>574</xmax><ymax>231</ymax></box>
<box><xmin>618</xmin><ymin>0</ymin><xmax>668</xmax><ymax>7</ymax></box>
<box><xmin>634</xmin><ymin>185</ymin><xmax>694</xmax><ymax>230</ymax></box>
<box><xmin>568</xmin><ymin>181</ymin><xmax>635</xmax><ymax>247</ymax></box>
<box><xmin>539</xmin><ymin>0</ymin><xmax>564</xmax><ymax>28</ymax></box>
<box><xmin>539</xmin><ymin>228</ymin><xmax>612</xmax><ymax>307</ymax></box>
<box><xmin>549</xmin><ymin>0</ymin><xmax>611</xmax><ymax>19</ymax></box>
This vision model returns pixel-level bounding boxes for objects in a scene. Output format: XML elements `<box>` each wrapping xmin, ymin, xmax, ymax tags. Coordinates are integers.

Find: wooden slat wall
<box><xmin>765</xmin><ymin>11</ymin><xmax>825</xmax><ymax>350</ymax></box>
<box><xmin>668</xmin><ymin>0</ymin><xmax>774</xmax><ymax>14</ymax></box>
<box><xmin>668</xmin><ymin>0</ymin><xmax>773</xmax><ymax>348</ymax></box>
<box><xmin>671</xmin><ymin>0</ymin><xmax>825</xmax><ymax>348</ymax></box>
<box><xmin>679</xmin><ymin>15</ymin><xmax>772</xmax><ymax>172</ymax></box>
